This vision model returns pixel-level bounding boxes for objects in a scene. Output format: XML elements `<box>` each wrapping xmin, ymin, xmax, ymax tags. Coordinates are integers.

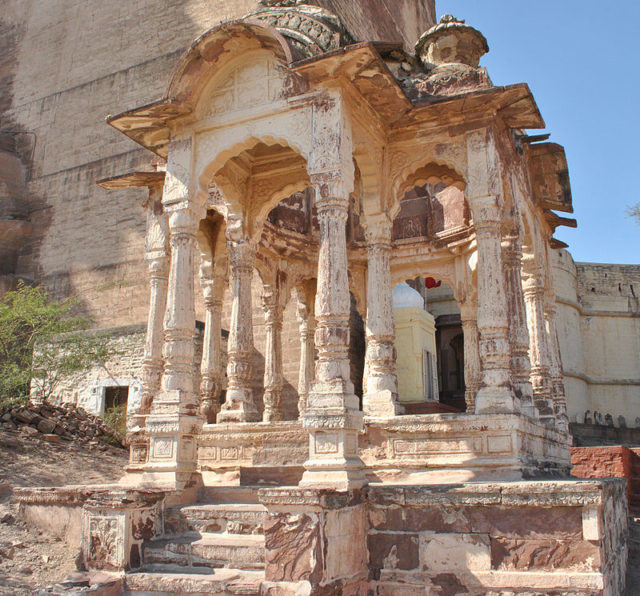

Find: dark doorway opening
<box><xmin>104</xmin><ymin>386</ymin><xmax>129</xmax><ymax>411</ymax></box>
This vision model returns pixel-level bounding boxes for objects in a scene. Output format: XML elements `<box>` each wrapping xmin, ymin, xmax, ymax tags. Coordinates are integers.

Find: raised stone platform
<box><xmin>195</xmin><ymin>413</ymin><xmax>571</xmax><ymax>486</ymax></box>
<box><xmin>13</xmin><ymin>477</ymin><xmax>627</xmax><ymax>594</ymax></box>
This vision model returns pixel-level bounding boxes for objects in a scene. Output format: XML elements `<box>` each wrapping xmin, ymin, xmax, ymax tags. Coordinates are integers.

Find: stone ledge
<box><xmin>13</xmin><ymin>484</ymin><xmax>117</xmax><ymax>506</ymax></box>
<box><xmin>368</xmin><ymin>478</ymin><xmax>626</xmax><ymax>508</ymax></box>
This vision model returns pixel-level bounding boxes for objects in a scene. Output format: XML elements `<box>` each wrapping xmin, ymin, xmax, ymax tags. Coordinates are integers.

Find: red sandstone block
<box><xmin>491</xmin><ymin>537</ymin><xmax>601</xmax><ymax>572</ymax></box>
<box><xmin>368</xmin><ymin>532</ymin><xmax>419</xmax><ymax>577</ymax></box>
<box><xmin>571</xmin><ymin>446</ymin><xmax>632</xmax><ymax>483</ymax></box>
<box><xmin>467</xmin><ymin>506</ymin><xmax>583</xmax><ymax>540</ymax></box>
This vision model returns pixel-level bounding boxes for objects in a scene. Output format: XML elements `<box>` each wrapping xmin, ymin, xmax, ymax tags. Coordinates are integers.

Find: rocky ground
<box><xmin>0</xmin><ymin>415</ymin><xmax>128</xmax><ymax>595</ymax></box>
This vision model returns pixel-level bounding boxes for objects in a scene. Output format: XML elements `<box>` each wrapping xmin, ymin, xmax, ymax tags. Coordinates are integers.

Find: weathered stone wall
<box><xmin>36</xmin><ymin>325</ymin><xmax>201</xmax><ymax>418</ymax></box>
<box><xmin>552</xmin><ymin>249</ymin><xmax>640</xmax><ymax>428</ymax></box>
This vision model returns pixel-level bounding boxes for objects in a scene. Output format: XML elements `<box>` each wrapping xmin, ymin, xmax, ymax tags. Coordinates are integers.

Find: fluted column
<box><xmin>262</xmin><ymin>281</ymin><xmax>284</xmax><ymax>422</ymax></box>
<box><xmin>459</xmin><ymin>302</ymin><xmax>481</xmax><ymax>413</ymax></box>
<box><xmin>503</xmin><ymin>235</ymin><xmax>536</xmax><ymax>418</ymax></box>
<box><xmin>295</xmin><ymin>281</ymin><xmax>316</xmax><ymax>416</ymax></box>
<box><xmin>363</xmin><ymin>217</ymin><xmax>402</xmax><ymax>417</ymax></box>
<box><xmin>199</xmin><ymin>273</ymin><xmax>224</xmax><ymax>424</ymax></box>
<box><xmin>522</xmin><ymin>264</ymin><xmax>555</xmax><ymax>423</ymax></box>
<box><xmin>545</xmin><ymin>297</ymin><xmax>569</xmax><ymax>434</ymax></box>
<box><xmin>473</xmin><ymin>198</ymin><xmax>518</xmax><ymax>413</ymax></box>
<box><xmin>300</xmin><ymin>178</ymin><xmax>365</xmax><ymax>490</ymax></box>
<box><xmin>218</xmin><ymin>241</ymin><xmax>259</xmax><ymax>422</ymax></box>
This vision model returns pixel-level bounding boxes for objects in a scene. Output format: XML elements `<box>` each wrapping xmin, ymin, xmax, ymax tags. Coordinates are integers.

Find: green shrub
<box><xmin>0</xmin><ymin>281</ymin><xmax>111</xmax><ymax>407</ymax></box>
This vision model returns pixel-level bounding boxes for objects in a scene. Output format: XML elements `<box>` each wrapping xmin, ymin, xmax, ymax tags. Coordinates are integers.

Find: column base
<box><xmin>132</xmin><ymin>412</ymin><xmax>201</xmax><ymax>491</ymax></box>
<box><xmin>299</xmin><ymin>422</ymin><xmax>366</xmax><ymax>490</ymax></box>
<box><xmin>363</xmin><ymin>390</ymin><xmax>404</xmax><ymax>417</ymax></box>
<box><xmin>218</xmin><ymin>388</ymin><xmax>260</xmax><ymax>422</ymax></box>
<box><xmin>475</xmin><ymin>385</ymin><xmax>517</xmax><ymax>414</ymax></box>
<box><xmin>263</xmin><ymin>409</ymin><xmax>285</xmax><ymax>423</ymax></box>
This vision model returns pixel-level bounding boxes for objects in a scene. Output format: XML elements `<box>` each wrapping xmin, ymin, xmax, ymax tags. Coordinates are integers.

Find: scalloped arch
<box><xmin>390</xmin><ymin>159</ymin><xmax>467</xmax><ymax>219</ymax></box>
<box><xmin>197</xmin><ymin>134</ymin><xmax>309</xmax><ymax>195</ymax></box>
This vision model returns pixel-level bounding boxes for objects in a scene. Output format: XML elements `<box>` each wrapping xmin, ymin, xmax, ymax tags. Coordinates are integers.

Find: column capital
<box><xmin>459</xmin><ymin>300</ymin><xmax>478</xmax><ymax>323</ymax></box>
<box><xmin>502</xmin><ymin>234</ymin><xmax>523</xmax><ymax>264</ymax></box>
<box><xmin>227</xmin><ymin>240</ymin><xmax>255</xmax><ymax>271</ymax></box>
<box><xmin>147</xmin><ymin>255</ymin><xmax>169</xmax><ymax>278</ymax></box>
<box><xmin>310</xmin><ymin>174</ymin><xmax>350</xmax><ymax>215</ymax></box>
<box><xmin>470</xmin><ymin>195</ymin><xmax>501</xmax><ymax>229</ymax></box>
<box><xmin>364</xmin><ymin>216</ymin><xmax>392</xmax><ymax>247</ymax></box>
<box><xmin>166</xmin><ymin>206</ymin><xmax>199</xmax><ymax>232</ymax></box>
<box><xmin>262</xmin><ymin>289</ymin><xmax>284</xmax><ymax>326</ymax></box>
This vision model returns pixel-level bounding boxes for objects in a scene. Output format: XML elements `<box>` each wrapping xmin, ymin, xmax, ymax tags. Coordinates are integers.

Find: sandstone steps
<box><xmin>129</xmin><ymin>489</ymin><xmax>267</xmax><ymax>593</ymax></box>
<box><xmin>144</xmin><ymin>532</ymin><xmax>265</xmax><ymax>570</ymax></box>
<box><xmin>164</xmin><ymin>503</ymin><xmax>266</xmax><ymax>535</ymax></box>
<box><xmin>124</xmin><ymin>568</ymin><xmax>264</xmax><ymax>595</ymax></box>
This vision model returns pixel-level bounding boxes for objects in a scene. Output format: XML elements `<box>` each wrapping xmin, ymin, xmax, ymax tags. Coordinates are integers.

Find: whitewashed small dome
<box><xmin>392</xmin><ymin>282</ymin><xmax>423</xmax><ymax>308</ymax></box>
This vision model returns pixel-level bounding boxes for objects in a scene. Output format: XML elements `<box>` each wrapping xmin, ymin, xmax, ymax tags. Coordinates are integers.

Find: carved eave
<box><xmin>549</xmin><ymin>238</ymin><xmax>569</xmax><ymax>249</ymax></box>
<box><xmin>97</xmin><ymin>171</ymin><xmax>166</xmax><ymax>208</ymax></box>
<box><xmin>106</xmin><ymin>101</ymin><xmax>191</xmax><ymax>158</ymax></box>
<box><xmin>293</xmin><ymin>42</ymin><xmax>413</xmax><ymax>125</ymax></box>
<box><xmin>403</xmin><ymin>83</ymin><xmax>545</xmax><ymax>130</ymax></box>
<box><xmin>528</xmin><ymin>142</ymin><xmax>573</xmax><ymax>214</ymax></box>
<box><xmin>97</xmin><ymin>171</ymin><xmax>166</xmax><ymax>191</ymax></box>
<box><xmin>544</xmin><ymin>210</ymin><xmax>577</xmax><ymax>233</ymax></box>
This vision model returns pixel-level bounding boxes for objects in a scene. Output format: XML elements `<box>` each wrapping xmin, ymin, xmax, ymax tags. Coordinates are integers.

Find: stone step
<box><xmin>144</xmin><ymin>532</ymin><xmax>265</xmax><ymax>571</ymax></box>
<box><xmin>165</xmin><ymin>503</ymin><xmax>267</xmax><ymax>536</ymax></box>
<box><xmin>199</xmin><ymin>485</ymin><xmax>263</xmax><ymax>504</ymax></box>
<box><xmin>125</xmin><ymin>567</ymin><xmax>264</xmax><ymax>595</ymax></box>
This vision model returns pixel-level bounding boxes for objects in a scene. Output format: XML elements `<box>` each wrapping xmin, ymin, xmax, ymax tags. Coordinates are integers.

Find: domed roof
<box><xmin>248</xmin><ymin>1</ymin><xmax>352</xmax><ymax>58</ymax></box>
<box><xmin>392</xmin><ymin>282</ymin><xmax>424</xmax><ymax>309</ymax></box>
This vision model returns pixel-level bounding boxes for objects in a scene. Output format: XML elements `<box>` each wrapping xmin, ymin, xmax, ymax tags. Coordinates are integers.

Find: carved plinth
<box><xmin>81</xmin><ymin>490</ymin><xmax>164</xmax><ymax>572</ymax></box>
<box><xmin>137</xmin><ymin>407</ymin><xmax>202</xmax><ymax>490</ymax></box>
<box><xmin>301</xmin><ymin>379</ymin><xmax>366</xmax><ymax>490</ymax></box>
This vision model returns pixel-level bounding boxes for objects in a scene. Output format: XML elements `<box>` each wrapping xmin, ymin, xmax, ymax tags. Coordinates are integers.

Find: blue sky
<box><xmin>440</xmin><ymin>1</ymin><xmax>640</xmax><ymax>264</ymax></box>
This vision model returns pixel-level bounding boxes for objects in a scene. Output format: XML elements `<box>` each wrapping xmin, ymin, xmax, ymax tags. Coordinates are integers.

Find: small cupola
<box><xmin>415</xmin><ymin>14</ymin><xmax>489</xmax><ymax>69</ymax></box>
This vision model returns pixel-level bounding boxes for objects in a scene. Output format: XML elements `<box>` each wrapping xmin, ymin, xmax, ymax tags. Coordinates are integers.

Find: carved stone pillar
<box><xmin>363</xmin><ymin>217</ymin><xmax>402</xmax><ymax>417</ymax></box>
<box><xmin>473</xmin><ymin>198</ymin><xmax>518</xmax><ymax>413</ymax></box>
<box><xmin>218</xmin><ymin>241</ymin><xmax>259</xmax><ymax>423</ymax></box>
<box><xmin>139</xmin><ymin>256</ymin><xmax>169</xmax><ymax>416</ymax></box>
<box><xmin>262</xmin><ymin>281</ymin><xmax>284</xmax><ymax>422</ymax></box>
<box><xmin>459</xmin><ymin>302</ymin><xmax>481</xmax><ymax>413</ymax></box>
<box><xmin>522</xmin><ymin>264</ymin><xmax>555</xmax><ymax>423</ymax></box>
<box><xmin>158</xmin><ymin>208</ymin><xmax>199</xmax><ymax>410</ymax></box>
<box><xmin>300</xmin><ymin>178</ymin><xmax>365</xmax><ymax>490</ymax></box>
<box><xmin>545</xmin><ymin>296</ymin><xmax>569</xmax><ymax>434</ymax></box>
<box><xmin>199</xmin><ymin>272</ymin><xmax>224</xmax><ymax>424</ymax></box>
<box><xmin>295</xmin><ymin>280</ymin><xmax>316</xmax><ymax>416</ymax></box>
<box><xmin>503</xmin><ymin>235</ymin><xmax>536</xmax><ymax>418</ymax></box>
<box><xmin>144</xmin><ymin>206</ymin><xmax>201</xmax><ymax>488</ymax></box>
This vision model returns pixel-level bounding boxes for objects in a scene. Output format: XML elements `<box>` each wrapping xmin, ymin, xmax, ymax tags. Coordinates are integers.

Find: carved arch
<box><xmin>166</xmin><ymin>22</ymin><xmax>296</xmax><ymax>108</ymax></box>
<box><xmin>390</xmin><ymin>160</ymin><xmax>467</xmax><ymax>220</ymax></box>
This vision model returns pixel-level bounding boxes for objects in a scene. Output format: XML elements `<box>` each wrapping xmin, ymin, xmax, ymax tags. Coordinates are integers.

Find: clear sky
<box><xmin>439</xmin><ymin>1</ymin><xmax>640</xmax><ymax>264</ymax></box>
